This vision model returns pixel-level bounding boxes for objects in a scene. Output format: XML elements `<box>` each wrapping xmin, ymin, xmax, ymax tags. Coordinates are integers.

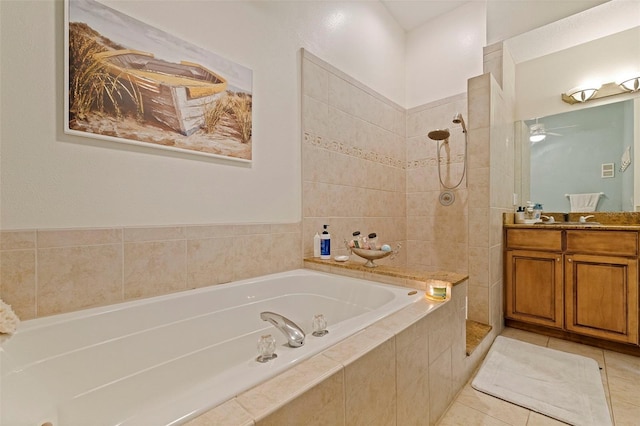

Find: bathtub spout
<box><xmin>260</xmin><ymin>311</ymin><xmax>305</xmax><ymax>347</ymax></box>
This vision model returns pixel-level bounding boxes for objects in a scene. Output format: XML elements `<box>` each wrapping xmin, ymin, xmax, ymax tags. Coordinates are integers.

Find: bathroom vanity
<box><xmin>504</xmin><ymin>219</ymin><xmax>640</xmax><ymax>353</ymax></box>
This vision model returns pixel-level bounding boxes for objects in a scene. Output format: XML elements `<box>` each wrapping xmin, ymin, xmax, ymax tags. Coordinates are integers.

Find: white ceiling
<box><xmin>380</xmin><ymin>0</ymin><xmax>470</xmax><ymax>31</ymax></box>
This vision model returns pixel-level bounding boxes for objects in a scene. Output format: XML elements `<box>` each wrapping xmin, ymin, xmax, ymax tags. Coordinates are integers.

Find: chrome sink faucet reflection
<box><xmin>260</xmin><ymin>311</ymin><xmax>305</xmax><ymax>347</ymax></box>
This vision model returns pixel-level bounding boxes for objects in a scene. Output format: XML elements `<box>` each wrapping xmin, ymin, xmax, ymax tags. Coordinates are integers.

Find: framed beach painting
<box><xmin>64</xmin><ymin>0</ymin><xmax>253</xmax><ymax>162</ymax></box>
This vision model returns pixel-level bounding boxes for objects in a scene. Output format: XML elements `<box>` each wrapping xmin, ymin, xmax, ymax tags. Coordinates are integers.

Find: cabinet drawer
<box><xmin>566</xmin><ymin>230</ymin><xmax>638</xmax><ymax>256</ymax></box>
<box><xmin>506</xmin><ymin>229</ymin><xmax>562</xmax><ymax>251</ymax></box>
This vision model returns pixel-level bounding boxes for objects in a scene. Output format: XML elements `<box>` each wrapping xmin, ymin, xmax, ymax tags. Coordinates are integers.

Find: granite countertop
<box><xmin>504</xmin><ymin>211</ymin><xmax>640</xmax><ymax>231</ymax></box>
<box><xmin>303</xmin><ymin>257</ymin><xmax>468</xmax><ymax>287</ymax></box>
<box><xmin>504</xmin><ymin>223</ymin><xmax>640</xmax><ymax>230</ymax></box>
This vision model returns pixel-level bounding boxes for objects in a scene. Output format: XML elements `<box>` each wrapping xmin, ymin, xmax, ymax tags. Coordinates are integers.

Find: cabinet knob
<box><xmin>557</xmin><ymin>258</ymin><xmax>560</xmax><ymax>262</ymax></box>
<box><xmin>568</xmin><ymin>258</ymin><xmax>573</xmax><ymax>262</ymax></box>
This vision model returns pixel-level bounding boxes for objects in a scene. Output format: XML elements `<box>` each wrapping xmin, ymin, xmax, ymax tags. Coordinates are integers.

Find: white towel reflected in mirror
<box><xmin>567</xmin><ymin>193</ymin><xmax>602</xmax><ymax>212</ymax></box>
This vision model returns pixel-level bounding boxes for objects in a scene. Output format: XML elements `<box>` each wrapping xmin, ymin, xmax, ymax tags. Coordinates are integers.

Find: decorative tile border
<box><xmin>304</xmin><ymin>131</ymin><xmax>405</xmax><ymax>169</ymax></box>
<box><xmin>304</xmin><ymin>131</ymin><xmax>465</xmax><ymax>170</ymax></box>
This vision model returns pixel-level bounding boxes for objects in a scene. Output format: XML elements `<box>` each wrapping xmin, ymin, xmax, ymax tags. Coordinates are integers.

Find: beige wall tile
<box><xmin>257</xmin><ymin>370</ymin><xmax>345</xmax><ymax>426</ymax></box>
<box><xmin>467</xmin><ymin>284</ymin><xmax>489</xmax><ymax>324</ymax></box>
<box><xmin>38</xmin><ymin>244</ymin><xmax>123</xmax><ymax>316</ymax></box>
<box><xmin>302</xmin><ymin>58</ymin><xmax>329</xmax><ymax>103</ymax></box>
<box><xmin>124</xmin><ymin>226</ymin><xmax>185</xmax><ymax>242</ymax></box>
<box><xmin>1</xmin><ymin>250</ymin><xmax>36</xmax><ymax>320</ymax></box>
<box><xmin>396</xmin><ymin>316</ymin><xmax>431</xmax><ymax>425</ymax></box>
<box><xmin>344</xmin><ymin>337</ymin><xmax>396</xmax><ymax>425</ymax></box>
<box><xmin>38</xmin><ymin>228</ymin><xmax>121</xmax><ymax>248</ymax></box>
<box><xmin>232</xmin><ymin>234</ymin><xmax>273</xmax><ymax>281</ymax></box>
<box><xmin>270</xmin><ymin>232</ymin><xmax>303</xmax><ymax>273</ymax></box>
<box><xmin>429</xmin><ymin>346</ymin><xmax>452</xmax><ymax>425</ymax></box>
<box><xmin>124</xmin><ymin>240</ymin><xmax>186</xmax><ymax>299</ymax></box>
<box><xmin>1</xmin><ymin>231</ymin><xmax>36</xmax><ymax>250</ymax></box>
<box><xmin>187</xmin><ymin>237</ymin><xmax>236</xmax><ymax>288</ymax></box>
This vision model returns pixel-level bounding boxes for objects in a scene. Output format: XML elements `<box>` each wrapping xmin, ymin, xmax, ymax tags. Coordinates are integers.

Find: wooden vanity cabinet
<box><xmin>564</xmin><ymin>231</ymin><xmax>639</xmax><ymax>344</ymax></box>
<box><xmin>505</xmin><ymin>228</ymin><xmax>640</xmax><ymax>347</ymax></box>
<box><xmin>505</xmin><ymin>229</ymin><xmax>564</xmax><ymax>329</ymax></box>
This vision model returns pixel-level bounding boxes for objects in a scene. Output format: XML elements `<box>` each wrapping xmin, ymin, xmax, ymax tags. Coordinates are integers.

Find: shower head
<box><xmin>428</xmin><ymin>129</ymin><xmax>450</xmax><ymax>141</ymax></box>
<box><xmin>452</xmin><ymin>113</ymin><xmax>467</xmax><ymax>133</ymax></box>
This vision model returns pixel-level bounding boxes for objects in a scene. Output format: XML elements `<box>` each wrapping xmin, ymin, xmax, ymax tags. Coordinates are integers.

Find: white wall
<box><xmin>405</xmin><ymin>1</ymin><xmax>486</xmax><ymax>108</ymax></box>
<box><xmin>515</xmin><ymin>26</ymin><xmax>640</xmax><ymax>122</ymax></box>
<box><xmin>0</xmin><ymin>0</ymin><xmax>405</xmax><ymax>229</ymax></box>
<box><xmin>486</xmin><ymin>0</ymin><xmax>609</xmax><ymax>45</ymax></box>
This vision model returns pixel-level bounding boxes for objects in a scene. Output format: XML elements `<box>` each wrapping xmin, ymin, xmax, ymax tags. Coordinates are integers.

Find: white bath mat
<box><xmin>472</xmin><ymin>336</ymin><xmax>612</xmax><ymax>426</ymax></box>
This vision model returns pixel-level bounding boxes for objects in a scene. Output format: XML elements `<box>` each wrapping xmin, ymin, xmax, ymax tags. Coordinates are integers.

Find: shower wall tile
<box><xmin>467</xmin><ymin>75</ymin><xmax>491</xmax><ymax>132</ymax></box>
<box><xmin>302</xmin><ymin>58</ymin><xmax>329</xmax><ymax>103</ymax></box>
<box><xmin>468</xmin><ymin>208</ymin><xmax>489</xmax><ymax>247</ymax></box>
<box><xmin>467</xmin><ymin>127</ymin><xmax>490</xmax><ymax>169</ymax></box>
<box><xmin>302</xmin><ymin>95</ymin><xmax>329</xmax><ymax>135</ymax></box>
<box><xmin>302</xmin><ymin>52</ymin><xmax>407</xmax><ymax>262</ymax></box>
<box><xmin>467</xmin><ymin>284</ymin><xmax>489</xmax><ymax>324</ymax></box>
<box><xmin>469</xmin><ymin>246</ymin><xmax>490</xmax><ymax>287</ymax></box>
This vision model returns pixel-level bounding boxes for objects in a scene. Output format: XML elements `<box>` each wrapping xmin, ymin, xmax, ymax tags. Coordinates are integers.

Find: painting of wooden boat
<box><xmin>94</xmin><ymin>49</ymin><xmax>228</xmax><ymax>136</ymax></box>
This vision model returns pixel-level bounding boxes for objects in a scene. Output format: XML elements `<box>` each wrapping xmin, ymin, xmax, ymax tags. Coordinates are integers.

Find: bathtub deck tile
<box><xmin>184</xmin><ymin>399</ymin><xmax>254</xmax><ymax>426</ymax></box>
<box><xmin>321</xmin><ymin>326</ymin><xmax>394</xmax><ymax>367</ymax></box>
<box><xmin>236</xmin><ymin>354</ymin><xmax>342</xmax><ymax>421</ymax></box>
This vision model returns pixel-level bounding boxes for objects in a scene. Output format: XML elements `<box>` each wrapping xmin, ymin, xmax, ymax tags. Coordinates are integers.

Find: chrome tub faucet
<box><xmin>260</xmin><ymin>311</ymin><xmax>305</xmax><ymax>347</ymax></box>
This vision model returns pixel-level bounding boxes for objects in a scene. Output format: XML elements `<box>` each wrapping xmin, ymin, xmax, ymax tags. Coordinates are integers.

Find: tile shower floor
<box><xmin>438</xmin><ymin>327</ymin><xmax>640</xmax><ymax>425</ymax></box>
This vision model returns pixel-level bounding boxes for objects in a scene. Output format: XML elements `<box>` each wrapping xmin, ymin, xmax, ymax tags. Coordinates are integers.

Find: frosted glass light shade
<box><xmin>619</xmin><ymin>77</ymin><xmax>640</xmax><ymax>92</ymax></box>
<box><xmin>568</xmin><ymin>87</ymin><xmax>598</xmax><ymax>102</ymax></box>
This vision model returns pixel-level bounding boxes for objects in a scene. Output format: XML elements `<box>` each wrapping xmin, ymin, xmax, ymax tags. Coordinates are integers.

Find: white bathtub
<box><xmin>1</xmin><ymin>269</ymin><xmax>424</xmax><ymax>426</ymax></box>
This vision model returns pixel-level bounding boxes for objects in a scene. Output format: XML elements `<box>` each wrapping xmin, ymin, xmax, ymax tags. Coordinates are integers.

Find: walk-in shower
<box><xmin>428</xmin><ymin>113</ymin><xmax>467</xmax><ymax>190</ymax></box>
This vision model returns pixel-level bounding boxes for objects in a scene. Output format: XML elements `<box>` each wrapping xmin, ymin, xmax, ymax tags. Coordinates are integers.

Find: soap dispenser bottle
<box><xmin>320</xmin><ymin>225</ymin><xmax>331</xmax><ymax>260</ymax></box>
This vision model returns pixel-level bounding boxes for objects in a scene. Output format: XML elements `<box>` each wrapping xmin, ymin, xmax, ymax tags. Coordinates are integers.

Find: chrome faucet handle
<box><xmin>540</xmin><ymin>215</ymin><xmax>555</xmax><ymax>223</ymax></box>
<box><xmin>260</xmin><ymin>311</ymin><xmax>305</xmax><ymax>347</ymax></box>
<box><xmin>579</xmin><ymin>215</ymin><xmax>595</xmax><ymax>223</ymax></box>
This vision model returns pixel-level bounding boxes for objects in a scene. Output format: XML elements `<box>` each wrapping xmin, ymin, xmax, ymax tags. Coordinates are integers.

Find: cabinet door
<box><xmin>506</xmin><ymin>250</ymin><xmax>564</xmax><ymax>328</ymax></box>
<box><xmin>565</xmin><ymin>254</ymin><xmax>639</xmax><ymax>344</ymax></box>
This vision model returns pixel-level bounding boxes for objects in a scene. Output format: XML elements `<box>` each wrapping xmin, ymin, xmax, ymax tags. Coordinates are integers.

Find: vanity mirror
<box><xmin>515</xmin><ymin>99</ymin><xmax>638</xmax><ymax>212</ymax></box>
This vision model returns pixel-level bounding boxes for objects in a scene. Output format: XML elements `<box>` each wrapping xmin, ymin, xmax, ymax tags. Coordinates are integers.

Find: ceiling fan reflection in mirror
<box><xmin>528</xmin><ymin>119</ymin><xmax>576</xmax><ymax>143</ymax></box>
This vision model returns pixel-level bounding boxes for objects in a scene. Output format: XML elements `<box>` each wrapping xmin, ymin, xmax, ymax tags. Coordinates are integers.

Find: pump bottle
<box><xmin>320</xmin><ymin>225</ymin><xmax>331</xmax><ymax>260</ymax></box>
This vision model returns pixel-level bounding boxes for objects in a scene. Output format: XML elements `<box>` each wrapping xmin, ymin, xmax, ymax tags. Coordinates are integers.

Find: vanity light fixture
<box><xmin>619</xmin><ymin>76</ymin><xmax>640</xmax><ymax>92</ymax></box>
<box><xmin>566</xmin><ymin>86</ymin><xmax>599</xmax><ymax>103</ymax></box>
<box><xmin>562</xmin><ymin>78</ymin><xmax>640</xmax><ymax>105</ymax></box>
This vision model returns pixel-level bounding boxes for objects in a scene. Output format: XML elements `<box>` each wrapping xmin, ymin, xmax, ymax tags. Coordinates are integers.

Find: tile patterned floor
<box><xmin>438</xmin><ymin>327</ymin><xmax>640</xmax><ymax>425</ymax></box>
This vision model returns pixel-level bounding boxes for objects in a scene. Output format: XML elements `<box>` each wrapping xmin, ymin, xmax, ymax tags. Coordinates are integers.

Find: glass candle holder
<box><xmin>426</xmin><ymin>281</ymin><xmax>448</xmax><ymax>301</ymax></box>
<box><xmin>256</xmin><ymin>334</ymin><xmax>277</xmax><ymax>363</ymax></box>
<box><xmin>312</xmin><ymin>314</ymin><xmax>329</xmax><ymax>337</ymax></box>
